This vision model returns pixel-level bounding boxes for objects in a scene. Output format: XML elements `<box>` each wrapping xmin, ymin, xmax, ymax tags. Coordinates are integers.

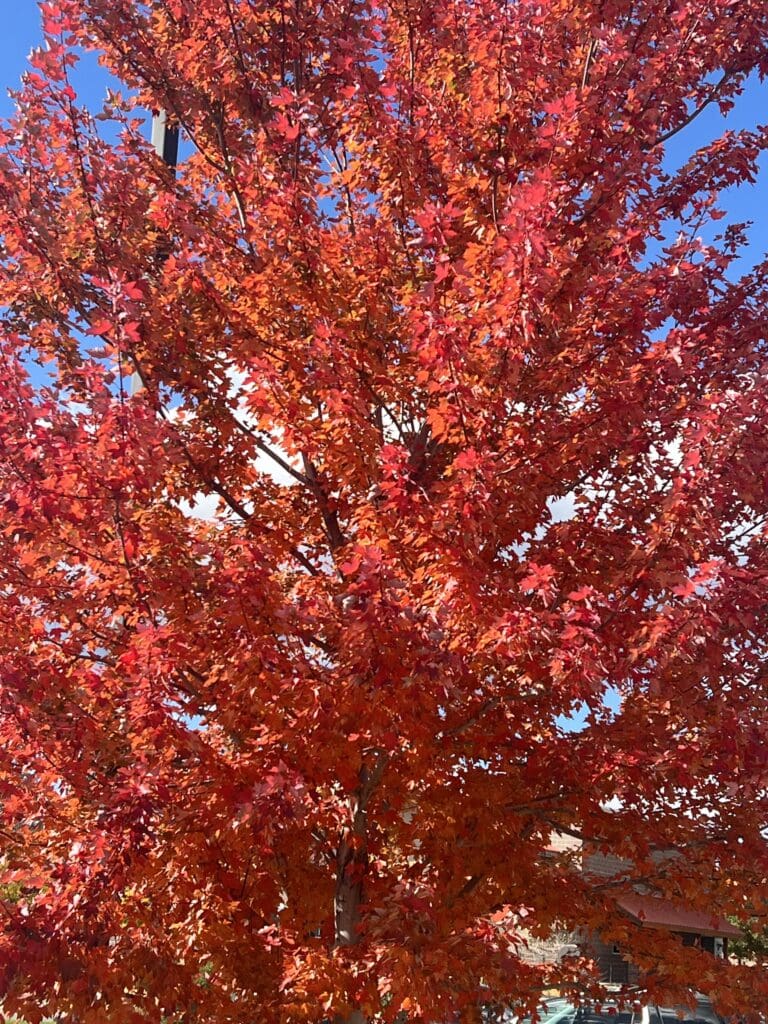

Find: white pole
<box><xmin>130</xmin><ymin>110</ymin><xmax>179</xmax><ymax>395</ymax></box>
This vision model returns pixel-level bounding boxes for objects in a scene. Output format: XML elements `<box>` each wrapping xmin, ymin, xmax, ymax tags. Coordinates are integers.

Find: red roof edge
<box><xmin>617</xmin><ymin>895</ymin><xmax>742</xmax><ymax>938</ymax></box>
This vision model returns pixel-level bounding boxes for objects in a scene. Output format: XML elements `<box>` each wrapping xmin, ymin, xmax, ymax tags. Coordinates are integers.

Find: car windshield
<box><xmin>516</xmin><ymin>997</ymin><xmax>724</xmax><ymax>1024</ymax></box>
<box><xmin>519</xmin><ymin>1001</ymin><xmax>637</xmax><ymax>1024</ymax></box>
<box><xmin>656</xmin><ymin>1005</ymin><xmax>723</xmax><ymax>1024</ymax></box>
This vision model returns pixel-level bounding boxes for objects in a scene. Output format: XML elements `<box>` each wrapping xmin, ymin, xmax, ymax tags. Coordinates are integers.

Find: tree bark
<box><xmin>332</xmin><ymin>755</ymin><xmax>386</xmax><ymax>1023</ymax></box>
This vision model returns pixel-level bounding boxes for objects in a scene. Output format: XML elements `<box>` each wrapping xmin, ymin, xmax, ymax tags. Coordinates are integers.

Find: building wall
<box><xmin>581</xmin><ymin>932</ymin><xmax>640</xmax><ymax>985</ymax></box>
<box><xmin>546</xmin><ymin>835</ymin><xmax>731</xmax><ymax>981</ymax></box>
<box><xmin>547</xmin><ymin>831</ymin><xmax>583</xmax><ymax>856</ymax></box>
<box><xmin>583</xmin><ymin>849</ymin><xmax>631</xmax><ymax>881</ymax></box>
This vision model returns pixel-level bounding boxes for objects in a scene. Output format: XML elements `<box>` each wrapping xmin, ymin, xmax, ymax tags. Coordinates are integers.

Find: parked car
<box><xmin>507</xmin><ymin>994</ymin><xmax>725</xmax><ymax>1024</ymax></box>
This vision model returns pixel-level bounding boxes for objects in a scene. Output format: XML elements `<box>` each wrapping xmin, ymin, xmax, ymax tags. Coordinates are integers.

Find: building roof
<box><xmin>617</xmin><ymin>895</ymin><xmax>741</xmax><ymax>938</ymax></box>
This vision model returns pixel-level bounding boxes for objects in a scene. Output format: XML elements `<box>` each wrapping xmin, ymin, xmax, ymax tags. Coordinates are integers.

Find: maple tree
<box><xmin>0</xmin><ymin>0</ymin><xmax>768</xmax><ymax>1020</ymax></box>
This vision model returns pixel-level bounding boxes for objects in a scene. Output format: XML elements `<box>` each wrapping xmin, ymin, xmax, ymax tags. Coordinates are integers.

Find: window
<box><xmin>654</xmin><ymin>1004</ymin><xmax>724</xmax><ymax>1024</ymax></box>
<box><xmin>576</xmin><ymin>1011</ymin><xmax>635</xmax><ymax>1024</ymax></box>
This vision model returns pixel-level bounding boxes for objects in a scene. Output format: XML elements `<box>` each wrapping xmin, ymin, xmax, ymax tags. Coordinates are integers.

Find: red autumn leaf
<box><xmin>273</xmin><ymin>113</ymin><xmax>300</xmax><ymax>141</ymax></box>
<box><xmin>86</xmin><ymin>318</ymin><xmax>113</xmax><ymax>336</ymax></box>
<box><xmin>123</xmin><ymin>280</ymin><xmax>144</xmax><ymax>300</ymax></box>
<box><xmin>520</xmin><ymin>562</ymin><xmax>557</xmax><ymax>594</ymax></box>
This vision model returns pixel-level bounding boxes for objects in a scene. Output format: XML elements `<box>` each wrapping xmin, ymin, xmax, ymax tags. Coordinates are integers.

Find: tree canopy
<box><xmin>1</xmin><ymin>0</ymin><xmax>768</xmax><ymax>1020</ymax></box>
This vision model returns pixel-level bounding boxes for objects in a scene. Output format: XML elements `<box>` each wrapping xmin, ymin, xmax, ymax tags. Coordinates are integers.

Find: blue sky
<box><xmin>1</xmin><ymin>1</ymin><xmax>115</xmax><ymax>116</ymax></box>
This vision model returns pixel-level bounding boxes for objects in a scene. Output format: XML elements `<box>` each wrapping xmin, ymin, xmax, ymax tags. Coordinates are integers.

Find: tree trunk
<box><xmin>334</xmin><ymin>829</ymin><xmax>365</xmax><ymax>947</ymax></box>
<box><xmin>332</xmin><ymin>755</ymin><xmax>386</xmax><ymax>1023</ymax></box>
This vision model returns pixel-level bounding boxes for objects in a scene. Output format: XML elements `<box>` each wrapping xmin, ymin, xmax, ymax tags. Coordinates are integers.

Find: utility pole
<box><xmin>151</xmin><ymin>109</ymin><xmax>180</xmax><ymax>171</ymax></box>
<box><xmin>130</xmin><ymin>110</ymin><xmax>179</xmax><ymax>395</ymax></box>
